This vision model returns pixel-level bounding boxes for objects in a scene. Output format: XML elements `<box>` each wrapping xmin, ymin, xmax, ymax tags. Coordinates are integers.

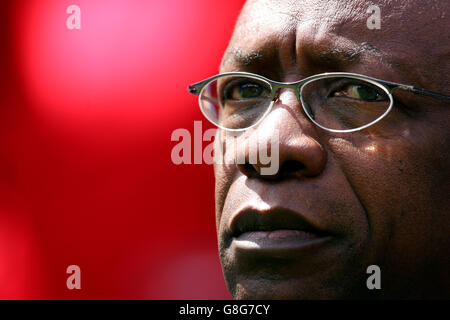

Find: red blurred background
<box><xmin>0</xmin><ymin>0</ymin><xmax>244</xmax><ymax>299</ymax></box>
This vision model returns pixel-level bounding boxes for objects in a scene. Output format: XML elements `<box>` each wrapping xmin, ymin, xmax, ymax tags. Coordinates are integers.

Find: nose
<box><xmin>236</xmin><ymin>90</ymin><xmax>327</xmax><ymax>180</ymax></box>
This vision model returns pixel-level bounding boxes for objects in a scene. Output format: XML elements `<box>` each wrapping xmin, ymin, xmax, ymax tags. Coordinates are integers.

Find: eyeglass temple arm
<box><xmin>382</xmin><ymin>81</ymin><xmax>450</xmax><ymax>101</ymax></box>
<box><xmin>188</xmin><ymin>84</ymin><xmax>202</xmax><ymax>96</ymax></box>
<box><xmin>406</xmin><ymin>87</ymin><xmax>450</xmax><ymax>101</ymax></box>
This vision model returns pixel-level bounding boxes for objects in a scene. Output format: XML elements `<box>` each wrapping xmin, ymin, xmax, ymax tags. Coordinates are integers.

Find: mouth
<box><xmin>228</xmin><ymin>208</ymin><xmax>333</xmax><ymax>253</ymax></box>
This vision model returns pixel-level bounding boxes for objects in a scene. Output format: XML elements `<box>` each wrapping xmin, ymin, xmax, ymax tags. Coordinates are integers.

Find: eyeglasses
<box><xmin>188</xmin><ymin>72</ymin><xmax>450</xmax><ymax>132</ymax></box>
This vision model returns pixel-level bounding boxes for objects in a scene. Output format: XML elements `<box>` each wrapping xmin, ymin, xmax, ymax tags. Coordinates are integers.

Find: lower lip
<box><xmin>232</xmin><ymin>229</ymin><xmax>332</xmax><ymax>251</ymax></box>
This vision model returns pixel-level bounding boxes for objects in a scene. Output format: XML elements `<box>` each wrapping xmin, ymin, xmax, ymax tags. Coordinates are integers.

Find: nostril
<box><xmin>238</xmin><ymin>160</ymin><xmax>306</xmax><ymax>179</ymax></box>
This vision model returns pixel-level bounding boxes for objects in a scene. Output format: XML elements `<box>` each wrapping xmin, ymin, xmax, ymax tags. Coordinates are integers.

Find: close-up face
<box><xmin>214</xmin><ymin>0</ymin><xmax>450</xmax><ymax>299</ymax></box>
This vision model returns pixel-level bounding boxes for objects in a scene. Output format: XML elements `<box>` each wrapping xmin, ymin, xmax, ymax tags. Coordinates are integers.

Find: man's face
<box><xmin>214</xmin><ymin>0</ymin><xmax>450</xmax><ymax>299</ymax></box>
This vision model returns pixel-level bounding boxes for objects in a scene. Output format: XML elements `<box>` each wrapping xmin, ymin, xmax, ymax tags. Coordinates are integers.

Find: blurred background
<box><xmin>0</xmin><ymin>0</ymin><xmax>244</xmax><ymax>299</ymax></box>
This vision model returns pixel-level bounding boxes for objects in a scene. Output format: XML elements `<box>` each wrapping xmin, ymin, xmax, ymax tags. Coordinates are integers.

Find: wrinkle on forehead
<box><xmin>223</xmin><ymin>0</ymin><xmax>389</xmax><ymax>71</ymax></box>
<box><xmin>223</xmin><ymin>0</ymin><xmax>450</xmax><ymax>90</ymax></box>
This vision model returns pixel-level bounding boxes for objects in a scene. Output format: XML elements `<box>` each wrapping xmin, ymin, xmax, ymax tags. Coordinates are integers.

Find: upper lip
<box><xmin>229</xmin><ymin>207</ymin><xmax>327</xmax><ymax>238</ymax></box>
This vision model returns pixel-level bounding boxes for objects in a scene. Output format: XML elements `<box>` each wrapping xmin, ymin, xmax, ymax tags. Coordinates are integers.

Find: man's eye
<box><xmin>332</xmin><ymin>84</ymin><xmax>385</xmax><ymax>102</ymax></box>
<box><xmin>225</xmin><ymin>82</ymin><xmax>267</xmax><ymax>100</ymax></box>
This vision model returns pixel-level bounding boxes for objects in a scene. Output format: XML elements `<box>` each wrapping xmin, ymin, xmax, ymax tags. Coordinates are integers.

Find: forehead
<box><xmin>222</xmin><ymin>0</ymin><xmax>450</xmax><ymax>88</ymax></box>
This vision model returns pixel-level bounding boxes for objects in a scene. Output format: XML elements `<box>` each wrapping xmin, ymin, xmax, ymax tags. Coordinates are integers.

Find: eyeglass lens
<box><xmin>199</xmin><ymin>75</ymin><xmax>391</xmax><ymax>131</ymax></box>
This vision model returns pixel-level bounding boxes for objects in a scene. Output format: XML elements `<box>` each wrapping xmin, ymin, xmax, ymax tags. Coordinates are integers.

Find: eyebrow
<box><xmin>221</xmin><ymin>47</ymin><xmax>264</xmax><ymax>69</ymax></box>
<box><xmin>316</xmin><ymin>42</ymin><xmax>382</xmax><ymax>65</ymax></box>
<box><xmin>222</xmin><ymin>42</ymin><xmax>385</xmax><ymax>70</ymax></box>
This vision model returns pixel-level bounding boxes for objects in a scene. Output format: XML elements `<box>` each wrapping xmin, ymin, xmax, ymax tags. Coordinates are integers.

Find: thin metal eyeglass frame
<box><xmin>188</xmin><ymin>72</ymin><xmax>450</xmax><ymax>133</ymax></box>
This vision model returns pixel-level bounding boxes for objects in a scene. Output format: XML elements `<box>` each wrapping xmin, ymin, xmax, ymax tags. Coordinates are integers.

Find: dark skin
<box><xmin>215</xmin><ymin>0</ymin><xmax>450</xmax><ymax>299</ymax></box>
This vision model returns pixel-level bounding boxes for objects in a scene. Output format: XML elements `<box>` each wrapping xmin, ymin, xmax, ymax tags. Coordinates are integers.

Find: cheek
<box><xmin>214</xmin><ymin>162</ymin><xmax>235</xmax><ymax>227</ymax></box>
<box><xmin>327</xmin><ymin>129</ymin><xmax>450</xmax><ymax>265</ymax></box>
<box><xmin>327</xmin><ymin>130</ymin><xmax>443</xmax><ymax>207</ymax></box>
<box><xmin>213</xmin><ymin>132</ymin><xmax>248</xmax><ymax>218</ymax></box>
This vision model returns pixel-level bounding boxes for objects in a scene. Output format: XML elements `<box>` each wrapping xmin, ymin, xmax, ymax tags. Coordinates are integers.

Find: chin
<box><xmin>228</xmin><ymin>277</ymin><xmax>360</xmax><ymax>300</ymax></box>
<box><xmin>223</xmin><ymin>262</ymin><xmax>371</xmax><ymax>300</ymax></box>
<box><xmin>220</xmin><ymin>234</ymin><xmax>370</xmax><ymax>299</ymax></box>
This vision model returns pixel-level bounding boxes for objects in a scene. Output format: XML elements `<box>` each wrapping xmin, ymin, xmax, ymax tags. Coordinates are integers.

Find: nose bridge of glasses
<box><xmin>271</xmin><ymin>83</ymin><xmax>301</xmax><ymax>101</ymax></box>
